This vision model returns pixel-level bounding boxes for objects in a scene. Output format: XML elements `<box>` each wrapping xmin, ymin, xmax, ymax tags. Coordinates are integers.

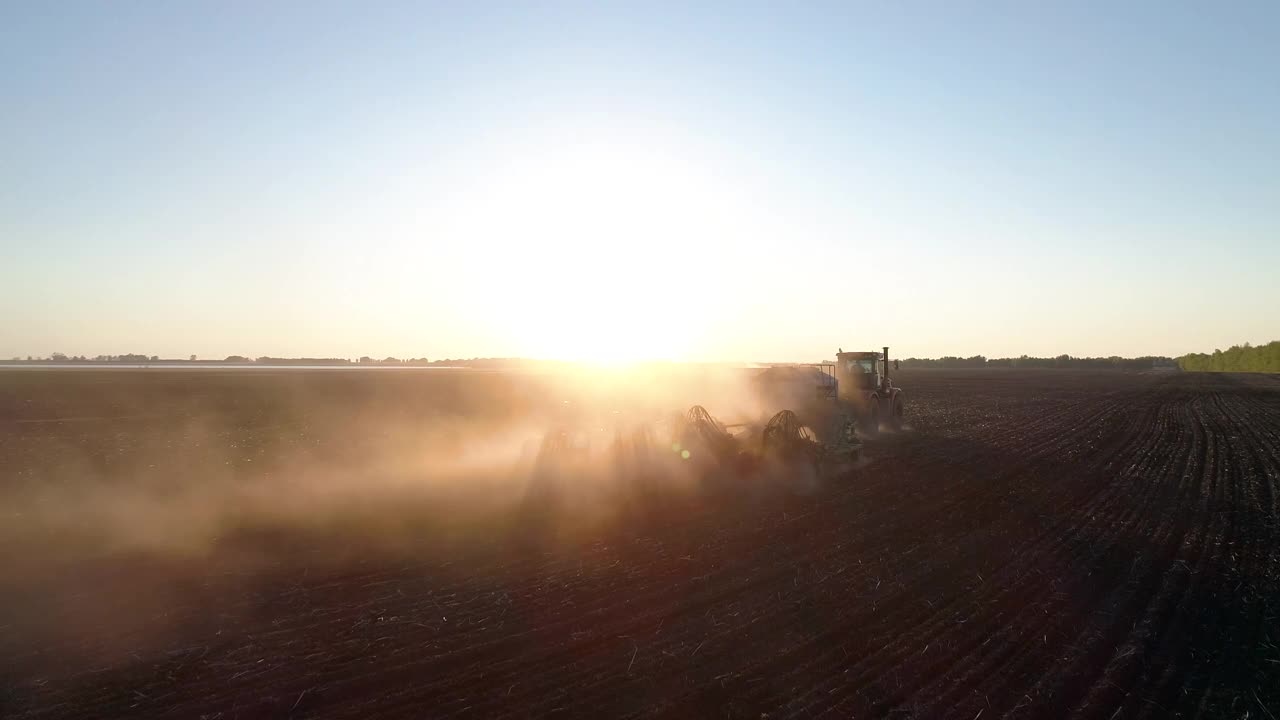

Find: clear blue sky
<box><xmin>3</xmin><ymin>2</ymin><xmax>1277</xmax><ymax>361</ymax></box>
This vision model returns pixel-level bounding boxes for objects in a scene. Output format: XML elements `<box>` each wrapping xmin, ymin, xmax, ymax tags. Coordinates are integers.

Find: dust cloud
<box><xmin>1</xmin><ymin>365</ymin><xmax>825</xmax><ymax>565</ymax></box>
<box><xmin>0</xmin><ymin>365</ymin><xmax>850</xmax><ymax>674</ymax></box>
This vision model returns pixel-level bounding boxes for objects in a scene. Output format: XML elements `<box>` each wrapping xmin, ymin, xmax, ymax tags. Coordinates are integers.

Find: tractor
<box><xmin>834</xmin><ymin>346</ymin><xmax>905</xmax><ymax>435</ymax></box>
<box><xmin>525</xmin><ymin>346</ymin><xmax>904</xmax><ymax>498</ymax></box>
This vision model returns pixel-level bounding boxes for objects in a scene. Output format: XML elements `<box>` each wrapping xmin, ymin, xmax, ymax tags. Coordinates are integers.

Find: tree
<box><xmin>190</xmin><ymin>354</ymin><xmax>197</xmax><ymax>362</ymax></box>
<box><xmin>1179</xmin><ymin>340</ymin><xmax>1280</xmax><ymax>373</ymax></box>
<box><xmin>51</xmin><ymin>352</ymin><xmax>67</xmax><ymax>361</ymax></box>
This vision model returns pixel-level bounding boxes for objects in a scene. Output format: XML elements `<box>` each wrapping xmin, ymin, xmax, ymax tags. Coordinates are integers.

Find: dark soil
<box><xmin>2</xmin><ymin>369</ymin><xmax>1277</xmax><ymax>719</ymax></box>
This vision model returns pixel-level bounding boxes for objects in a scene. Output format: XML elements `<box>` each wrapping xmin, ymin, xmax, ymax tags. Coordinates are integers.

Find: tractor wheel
<box><xmin>887</xmin><ymin>395</ymin><xmax>905</xmax><ymax>431</ymax></box>
<box><xmin>861</xmin><ymin>402</ymin><xmax>880</xmax><ymax>437</ymax></box>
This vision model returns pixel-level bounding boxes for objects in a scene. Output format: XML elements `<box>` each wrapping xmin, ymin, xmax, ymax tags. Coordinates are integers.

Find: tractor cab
<box><xmin>836</xmin><ymin>351</ymin><xmax>884</xmax><ymax>394</ymax></box>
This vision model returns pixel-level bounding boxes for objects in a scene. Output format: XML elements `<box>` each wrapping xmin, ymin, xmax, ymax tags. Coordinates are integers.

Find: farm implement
<box><xmin>530</xmin><ymin>347</ymin><xmax>904</xmax><ymax>488</ymax></box>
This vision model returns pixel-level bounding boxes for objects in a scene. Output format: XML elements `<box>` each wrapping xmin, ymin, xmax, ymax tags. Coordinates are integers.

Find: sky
<box><xmin>2</xmin><ymin>1</ymin><xmax>1278</xmax><ymax>362</ymax></box>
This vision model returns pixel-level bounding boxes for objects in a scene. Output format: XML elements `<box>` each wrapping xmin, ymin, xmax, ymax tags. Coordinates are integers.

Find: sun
<box><xmin>443</xmin><ymin>129</ymin><xmax>750</xmax><ymax>364</ymax></box>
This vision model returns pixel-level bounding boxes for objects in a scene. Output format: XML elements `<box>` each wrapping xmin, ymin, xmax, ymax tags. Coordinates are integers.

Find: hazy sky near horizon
<box><xmin>3</xmin><ymin>2</ymin><xmax>1278</xmax><ymax>362</ymax></box>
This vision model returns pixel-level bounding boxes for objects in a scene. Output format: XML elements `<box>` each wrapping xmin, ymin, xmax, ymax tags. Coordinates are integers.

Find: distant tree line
<box><xmin>899</xmin><ymin>356</ymin><xmax>990</xmax><ymax>369</ymax></box>
<box><xmin>4</xmin><ymin>355</ymin><xmax>433</xmax><ymax>366</ymax></box>
<box><xmin>251</xmin><ymin>357</ymin><xmax>356</xmax><ymax>366</ymax></box>
<box><xmin>423</xmin><ymin>358</ymin><xmax>544</xmax><ymax>368</ymax></box>
<box><xmin>240</xmin><ymin>357</ymin><xmax>435</xmax><ymax>366</ymax></box>
<box><xmin>1178</xmin><ymin>341</ymin><xmax>1280</xmax><ymax>373</ymax></box>
<box><xmin>900</xmin><ymin>355</ymin><xmax>1175</xmax><ymax>370</ymax></box>
<box><xmin>16</xmin><ymin>352</ymin><xmax>1242</xmax><ymax>372</ymax></box>
<box><xmin>9</xmin><ymin>353</ymin><xmax>161</xmax><ymax>363</ymax></box>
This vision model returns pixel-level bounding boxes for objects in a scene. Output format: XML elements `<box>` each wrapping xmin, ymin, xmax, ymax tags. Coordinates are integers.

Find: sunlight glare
<box><xmin>442</xmin><ymin>130</ymin><xmax>753</xmax><ymax>363</ymax></box>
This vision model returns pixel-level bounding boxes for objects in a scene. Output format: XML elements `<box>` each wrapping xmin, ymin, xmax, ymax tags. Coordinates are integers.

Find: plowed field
<box><xmin>2</xmin><ymin>369</ymin><xmax>1278</xmax><ymax>718</ymax></box>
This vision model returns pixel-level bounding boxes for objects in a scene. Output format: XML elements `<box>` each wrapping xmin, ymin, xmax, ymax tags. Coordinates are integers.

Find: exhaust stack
<box><xmin>882</xmin><ymin>346</ymin><xmax>890</xmax><ymax>381</ymax></box>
